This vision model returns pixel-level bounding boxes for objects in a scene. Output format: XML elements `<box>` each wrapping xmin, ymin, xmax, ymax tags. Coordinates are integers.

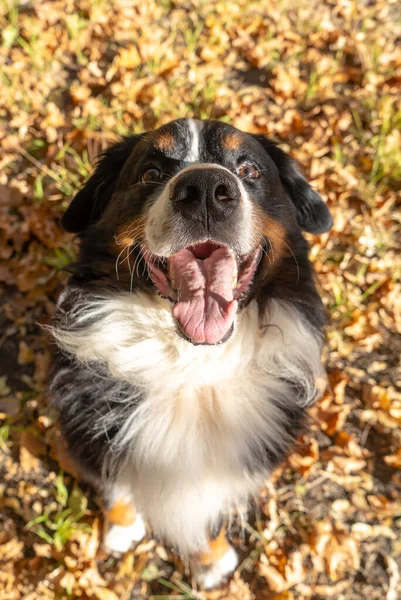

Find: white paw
<box><xmin>194</xmin><ymin>546</ymin><xmax>238</xmax><ymax>589</ymax></box>
<box><xmin>103</xmin><ymin>513</ymin><xmax>146</xmax><ymax>554</ymax></box>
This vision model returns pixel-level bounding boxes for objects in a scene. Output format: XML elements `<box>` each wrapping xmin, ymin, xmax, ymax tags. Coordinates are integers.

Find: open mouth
<box><xmin>143</xmin><ymin>241</ymin><xmax>262</xmax><ymax>345</ymax></box>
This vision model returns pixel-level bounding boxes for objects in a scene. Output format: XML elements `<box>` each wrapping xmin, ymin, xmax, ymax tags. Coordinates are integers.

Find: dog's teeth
<box><xmin>232</xmin><ymin>260</ymin><xmax>238</xmax><ymax>288</ymax></box>
<box><xmin>169</xmin><ymin>263</ymin><xmax>176</xmax><ymax>290</ymax></box>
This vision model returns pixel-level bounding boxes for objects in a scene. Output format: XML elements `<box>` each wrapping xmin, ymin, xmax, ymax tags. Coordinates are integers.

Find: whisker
<box><xmin>114</xmin><ymin>217</ymin><xmax>147</xmax><ymax>245</ymax></box>
<box><xmin>253</xmin><ymin>221</ymin><xmax>300</xmax><ymax>283</ymax></box>
<box><xmin>143</xmin><ymin>248</ymin><xmax>155</xmax><ymax>277</ymax></box>
<box><xmin>115</xmin><ymin>243</ymin><xmax>130</xmax><ymax>281</ymax></box>
<box><xmin>117</xmin><ymin>227</ymin><xmax>145</xmax><ymax>250</ymax></box>
<box><xmin>259</xmin><ymin>241</ymin><xmax>272</xmax><ymax>264</ymax></box>
<box><xmin>130</xmin><ymin>252</ymin><xmax>139</xmax><ymax>293</ymax></box>
<box><xmin>115</xmin><ymin>235</ymin><xmax>143</xmax><ymax>282</ymax></box>
<box><xmin>132</xmin><ymin>248</ymin><xmax>144</xmax><ymax>284</ymax></box>
<box><xmin>126</xmin><ymin>242</ymin><xmax>141</xmax><ymax>276</ymax></box>
<box><xmin>251</xmin><ymin>234</ymin><xmax>272</xmax><ymax>265</ymax></box>
<box><xmin>139</xmin><ymin>249</ymin><xmax>151</xmax><ymax>282</ymax></box>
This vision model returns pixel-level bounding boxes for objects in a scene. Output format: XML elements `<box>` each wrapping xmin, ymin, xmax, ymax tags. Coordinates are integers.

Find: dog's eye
<box><xmin>142</xmin><ymin>168</ymin><xmax>161</xmax><ymax>183</ymax></box>
<box><xmin>236</xmin><ymin>162</ymin><xmax>260</xmax><ymax>180</ymax></box>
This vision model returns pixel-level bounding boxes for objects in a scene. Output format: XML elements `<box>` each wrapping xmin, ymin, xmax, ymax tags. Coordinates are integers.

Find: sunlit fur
<box><xmin>51</xmin><ymin>290</ymin><xmax>325</xmax><ymax>555</ymax></box>
<box><xmin>50</xmin><ymin>118</ymin><xmax>332</xmax><ymax>578</ymax></box>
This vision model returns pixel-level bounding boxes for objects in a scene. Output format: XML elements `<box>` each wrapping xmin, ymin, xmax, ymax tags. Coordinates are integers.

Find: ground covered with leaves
<box><xmin>0</xmin><ymin>0</ymin><xmax>400</xmax><ymax>598</ymax></box>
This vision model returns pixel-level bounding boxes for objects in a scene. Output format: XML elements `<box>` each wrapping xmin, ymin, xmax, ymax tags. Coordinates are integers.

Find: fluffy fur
<box><xmin>50</xmin><ymin>118</ymin><xmax>332</xmax><ymax>578</ymax></box>
<box><xmin>51</xmin><ymin>290</ymin><xmax>324</xmax><ymax>554</ymax></box>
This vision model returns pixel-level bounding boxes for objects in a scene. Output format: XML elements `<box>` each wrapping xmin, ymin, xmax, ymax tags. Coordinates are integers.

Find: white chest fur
<box><xmin>53</xmin><ymin>292</ymin><xmax>325</xmax><ymax>554</ymax></box>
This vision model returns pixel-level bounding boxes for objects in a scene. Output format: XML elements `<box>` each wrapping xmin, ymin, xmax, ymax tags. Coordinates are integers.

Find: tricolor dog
<box><xmin>50</xmin><ymin>118</ymin><xmax>332</xmax><ymax>588</ymax></box>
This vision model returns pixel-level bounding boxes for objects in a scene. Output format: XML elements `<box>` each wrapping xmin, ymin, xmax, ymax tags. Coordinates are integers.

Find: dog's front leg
<box><xmin>190</xmin><ymin>525</ymin><xmax>238</xmax><ymax>589</ymax></box>
<box><xmin>103</xmin><ymin>497</ymin><xmax>146</xmax><ymax>554</ymax></box>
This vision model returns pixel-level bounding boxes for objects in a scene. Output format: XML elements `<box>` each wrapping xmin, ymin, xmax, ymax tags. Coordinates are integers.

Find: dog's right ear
<box><xmin>62</xmin><ymin>136</ymin><xmax>139</xmax><ymax>233</ymax></box>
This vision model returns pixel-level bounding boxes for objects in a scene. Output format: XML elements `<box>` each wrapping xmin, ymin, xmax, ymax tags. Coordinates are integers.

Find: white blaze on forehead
<box><xmin>186</xmin><ymin>119</ymin><xmax>202</xmax><ymax>162</ymax></box>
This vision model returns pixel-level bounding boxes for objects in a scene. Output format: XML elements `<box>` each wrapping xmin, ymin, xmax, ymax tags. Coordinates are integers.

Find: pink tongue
<box><xmin>170</xmin><ymin>247</ymin><xmax>238</xmax><ymax>344</ymax></box>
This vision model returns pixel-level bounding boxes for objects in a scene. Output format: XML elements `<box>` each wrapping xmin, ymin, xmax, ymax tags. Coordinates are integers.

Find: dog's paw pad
<box><xmin>194</xmin><ymin>546</ymin><xmax>238</xmax><ymax>589</ymax></box>
<box><xmin>103</xmin><ymin>514</ymin><xmax>146</xmax><ymax>555</ymax></box>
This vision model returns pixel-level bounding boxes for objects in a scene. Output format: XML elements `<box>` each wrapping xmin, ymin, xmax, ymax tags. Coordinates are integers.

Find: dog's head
<box><xmin>63</xmin><ymin>119</ymin><xmax>332</xmax><ymax>345</ymax></box>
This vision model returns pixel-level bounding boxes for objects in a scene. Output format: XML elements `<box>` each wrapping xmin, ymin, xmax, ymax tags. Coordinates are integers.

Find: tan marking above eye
<box><xmin>223</xmin><ymin>133</ymin><xmax>242</xmax><ymax>150</ymax></box>
<box><xmin>154</xmin><ymin>132</ymin><xmax>176</xmax><ymax>152</ymax></box>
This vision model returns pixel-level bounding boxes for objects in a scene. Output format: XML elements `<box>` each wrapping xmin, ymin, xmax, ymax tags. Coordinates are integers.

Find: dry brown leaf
<box><xmin>312</xmin><ymin>521</ymin><xmax>360</xmax><ymax>581</ymax></box>
<box><xmin>19</xmin><ymin>445</ymin><xmax>42</xmax><ymax>473</ymax></box>
<box><xmin>0</xmin><ymin>539</ymin><xmax>24</xmax><ymax>562</ymax></box>
<box><xmin>90</xmin><ymin>588</ymin><xmax>119</xmax><ymax>600</ymax></box>
<box><xmin>288</xmin><ymin>437</ymin><xmax>319</xmax><ymax>476</ymax></box>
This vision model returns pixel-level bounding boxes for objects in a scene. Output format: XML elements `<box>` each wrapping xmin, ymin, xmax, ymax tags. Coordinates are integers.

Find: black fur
<box><xmin>62</xmin><ymin>136</ymin><xmax>140</xmax><ymax>233</ymax></box>
<box><xmin>51</xmin><ymin>119</ymin><xmax>331</xmax><ymax>550</ymax></box>
<box><xmin>252</xmin><ymin>135</ymin><xmax>333</xmax><ymax>234</ymax></box>
<box><xmin>51</xmin><ymin>352</ymin><xmax>130</xmax><ymax>482</ymax></box>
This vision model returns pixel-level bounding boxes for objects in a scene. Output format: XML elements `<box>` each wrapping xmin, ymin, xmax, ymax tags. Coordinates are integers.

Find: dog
<box><xmin>50</xmin><ymin>118</ymin><xmax>332</xmax><ymax>588</ymax></box>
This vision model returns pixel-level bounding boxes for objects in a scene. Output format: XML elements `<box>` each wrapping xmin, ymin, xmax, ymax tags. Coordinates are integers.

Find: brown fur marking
<box><xmin>105</xmin><ymin>500</ymin><xmax>137</xmax><ymax>526</ymax></box>
<box><xmin>196</xmin><ymin>527</ymin><xmax>230</xmax><ymax>565</ymax></box>
<box><xmin>154</xmin><ymin>131</ymin><xmax>176</xmax><ymax>152</ymax></box>
<box><xmin>253</xmin><ymin>207</ymin><xmax>287</xmax><ymax>260</ymax></box>
<box><xmin>113</xmin><ymin>215</ymin><xmax>147</xmax><ymax>251</ymax></box>
<box><xmin>222</xmin><ymin>133</ymin><xmax>242</xmax><ymax>150</ymax></box>
<box><xmin>251</xmin><ymin>206</ymin><xmax>289</xmax><ymax>283</ymax></box>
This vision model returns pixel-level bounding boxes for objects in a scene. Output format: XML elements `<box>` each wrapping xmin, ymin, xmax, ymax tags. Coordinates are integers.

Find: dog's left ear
<box><xmin>62</xmin><ymin>136</ymin><xmax>139</xmax><ymax>233</ymax></box>
<box><xmin>253</xmin><ymin>135</ymin><xmax>333</xmax><ymax>234</ymax></box>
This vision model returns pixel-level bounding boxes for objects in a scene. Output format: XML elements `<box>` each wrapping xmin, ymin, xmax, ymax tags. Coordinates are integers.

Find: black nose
<box><xmin>172</xmin><ymin>168</ymin><xmax>241</xmax><ymax>226</ymax></box>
